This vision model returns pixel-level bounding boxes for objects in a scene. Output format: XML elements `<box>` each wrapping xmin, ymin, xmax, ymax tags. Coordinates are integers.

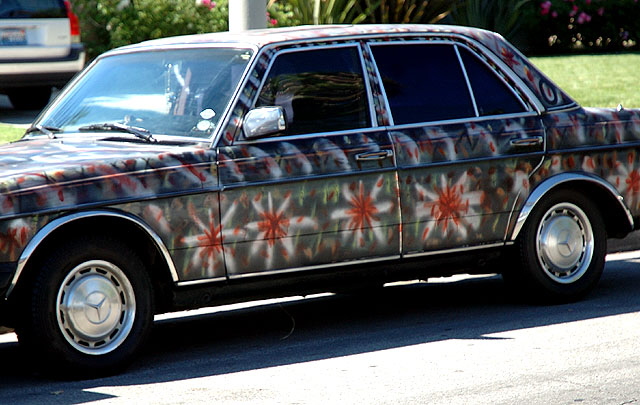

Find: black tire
<box><xmin>508</xmin><ymin>190</ymin><xmax>606</xmax><ymax>303</ymax></box>
<box><xmin>7</xmin><ymin>87</ymin><xmax>52</xmax><ymax>110</ymax></box>
<box><xmin>16</xmin><ymin>236</ymin><xmax>154</xmax><ymax>377</ymax></box>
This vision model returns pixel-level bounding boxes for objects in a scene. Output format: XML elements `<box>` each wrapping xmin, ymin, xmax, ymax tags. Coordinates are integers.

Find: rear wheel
<box><xmin>508</xmin><ymin>190</ymin><xmax>606</xmax><ymax>303</ymax></box>
<box><xmin>16</xmin><ymin>236</ymin><xmax>153</xmax><ymax>376</ymax></box>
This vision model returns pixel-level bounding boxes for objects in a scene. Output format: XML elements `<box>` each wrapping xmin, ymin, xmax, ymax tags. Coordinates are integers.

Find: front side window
<box><xmin>256</xmin><ymin>46</ymin><xmax>370</xmax><ymax>136</ymax></box>
<box><xmin>370</xmin><ymin>43</ymin><xmax>475</xmax><ymax>125</ymax></box>
<box><xmin>37</xmin><ymin>48</ymin><xmax>253</xmax><ymax>139</ymax></box>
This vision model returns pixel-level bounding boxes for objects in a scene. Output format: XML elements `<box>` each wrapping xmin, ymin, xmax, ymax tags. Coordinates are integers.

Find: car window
<box><xmin>256</xmin><ymin>46</ymin><xmax>370</xmax><ymax>136</ymax></box>
<box><xmin>0</xmin><ymin>0</ymin><xmax>65</xmax><ymax>18</ymax></box>
<box><xmin>370</xmin><ymin>43</ymin><xmax>475</xmax><ymax>125</ymax></box>
<box><xmin>38</xmin><ymin>48</ymin><xmax>253</xmax><ymax>138</ymax></box>
<box><xmin>458</xmin><ymin>47</ymin><xmax>526</xmax><ymax>116</ymax></box>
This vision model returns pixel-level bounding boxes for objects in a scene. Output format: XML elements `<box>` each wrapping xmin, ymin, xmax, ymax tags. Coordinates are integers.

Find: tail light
<box><xmin>64</xmin><ymin>0</ymin><xmax>81</xmax><ymax>43</ymax></box>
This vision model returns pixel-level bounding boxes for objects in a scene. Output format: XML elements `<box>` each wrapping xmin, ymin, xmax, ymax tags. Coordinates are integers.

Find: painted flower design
<box><xmin>181</xmin><ymin>201</ymin><xmax>242</xmax><ymax>277</ymax></box>
<box><xmin>246</xmin><ymin>191</ymin><xmax>316</xmax><ymax>268</ymax></box>
<box><xmin>331</xmin><ymin>176</ymin><xmax>394</xmax><ymax>248</ymax></box>
<box><xmin>0</xmin><ymin>219</ymin><xmax>30</xmax><ymax>261</ymax></box>
<box><xmin>414</xmin><ymin>173</ymin><xmax>484</xmax><ymax>241</ymax></box>
<box><xmin>500</xmin><ymin>47</ymin><xmax>520</xmax><ymax>68</ymax></box>
<box><xmin>608</xmin><ymin>151</ymin><xmax>640</xmax><ymax>210</ymax></box>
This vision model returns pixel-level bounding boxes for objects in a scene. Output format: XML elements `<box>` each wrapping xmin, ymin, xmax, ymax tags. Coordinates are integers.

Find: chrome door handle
<box><xmin>510</xmin><ymin>136</ymin><xmax>543</xmax><ymax>147</ymax></box>
<box><xmin>355</xmin><ymin>150</ymin><xmax>393</xmax><ymax>161</ymax></box>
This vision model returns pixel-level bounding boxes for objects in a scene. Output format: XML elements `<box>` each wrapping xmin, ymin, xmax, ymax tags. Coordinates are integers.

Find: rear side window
<box><xmin>370</xmin><ymin>43</ymin><xmax>475</xmax><ymax>125</ymax></box>
<box><xmin>0</xmin><ymin>0</ymin><xmax>65</xmax><ymax>18</ymax></box>
<box><xmin>256</xmin><ymin>46</ymin><xmax>370</xmax><ymax>136</ymax></box>
<box><xmin>458</xmin><ymin>47</ymin><xmax>526</xmax><ymax>116</ymax></box>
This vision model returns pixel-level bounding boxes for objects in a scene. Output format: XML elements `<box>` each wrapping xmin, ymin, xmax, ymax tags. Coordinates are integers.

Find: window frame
<box><xmin>366</xmin><ymin>39</ymin><xmax>534</xmax><ymax>129</ymax></box>
<box><xmin>244</xmin><ymin>42</ymin><xmax>378</xmax><ymax>142</ymax></box>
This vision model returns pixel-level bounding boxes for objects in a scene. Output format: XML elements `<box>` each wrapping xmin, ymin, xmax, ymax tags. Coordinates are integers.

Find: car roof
<box><xmin>113</xmin><ymin>24</ymin><xmax>501</xmax><ymax>51</ymax></box>
<box><xmin>105</xmin><ymin>24</ymin><xmax>576</xmax><ymax>112</ymax></box>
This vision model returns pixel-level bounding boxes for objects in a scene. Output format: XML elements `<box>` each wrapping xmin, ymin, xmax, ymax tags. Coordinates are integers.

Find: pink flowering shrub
<box><xmin>525</xmin><ymin>0</ymin><xmax>640</xmax><ymax>53</ymax></box>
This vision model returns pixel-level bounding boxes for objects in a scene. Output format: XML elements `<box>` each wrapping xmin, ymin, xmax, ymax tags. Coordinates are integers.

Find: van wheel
<box><xmin>16</xmin><ymin>236</ymin><xmax>153</xmax><ymax>376</ymax></box>
<box><xmin>512</xmin><ymin>190</ymin><xmax>606</xmax><ymax>303</ymax></box>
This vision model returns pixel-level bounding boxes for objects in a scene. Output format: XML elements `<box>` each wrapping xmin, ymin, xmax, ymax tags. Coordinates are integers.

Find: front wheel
<box><xmin>16</xmin><ymin>236</ymin><xmax>154</xmax><ymax>376</ymax></box>
<box><xmin>509</xmin><ymin>190</ymin><xmax>606</xmax><ymax>303</ymax></box>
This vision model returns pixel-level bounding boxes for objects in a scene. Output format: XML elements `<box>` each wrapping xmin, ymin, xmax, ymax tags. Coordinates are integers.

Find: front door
<box><xmin>218</xmin><ymin>44</ymin><xmax>401</xmax><ymax>277</ymax></box>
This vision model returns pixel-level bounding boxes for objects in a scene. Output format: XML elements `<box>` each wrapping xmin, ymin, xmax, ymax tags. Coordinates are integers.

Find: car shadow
<box><xmin>0</xmin><ymin>256</ymin><xmax>639</xmax><ymax>403</ymax></box>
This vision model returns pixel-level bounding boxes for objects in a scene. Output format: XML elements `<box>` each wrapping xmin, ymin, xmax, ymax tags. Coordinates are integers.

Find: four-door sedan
<box><xmin>0</xmin><ymin>24</ymin><xmax>638</xmax><ymax>375</ymax></box>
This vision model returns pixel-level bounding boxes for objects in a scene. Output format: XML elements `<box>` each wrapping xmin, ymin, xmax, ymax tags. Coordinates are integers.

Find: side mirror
<box><xmin>243</xmin><ymin>106</ymin><xmax>286</xmax><ymax>139</ymax></box>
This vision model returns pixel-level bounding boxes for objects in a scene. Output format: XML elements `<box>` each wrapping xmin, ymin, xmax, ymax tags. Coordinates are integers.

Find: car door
<box><xmin>217</xmin><ymin>44</ymin><xmax>401</xmax><ymax>277</ymax></box>
<box><xmin>367</xmin><ymin>40</ymin><xmax>545</xmax><ymax>255</ymax></box>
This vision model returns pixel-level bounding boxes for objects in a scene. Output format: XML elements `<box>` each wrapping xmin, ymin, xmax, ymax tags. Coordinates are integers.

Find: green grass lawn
<box><xmin>0</xmin><ymin>53</ymin><xmax>638</xmax><ymax>144</ymax></box>
<box><xmin>529</xmin><ymin>53</ymin><xmax>640</xmax><ymax>108</ymax></box>
<box><xmin>0</xmin><ymin>124</ymin><xmax>25</xmax><ymax>144</ymax></box>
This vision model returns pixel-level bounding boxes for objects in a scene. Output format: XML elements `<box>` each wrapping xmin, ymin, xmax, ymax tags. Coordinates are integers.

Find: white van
<box><xmin>0</xmin><ymin>0</ymin><xmax>85</xmax><ymax>109</ymax></box>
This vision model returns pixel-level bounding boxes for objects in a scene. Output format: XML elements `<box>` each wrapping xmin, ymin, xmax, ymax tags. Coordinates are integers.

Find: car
<box><xmin>0</xmin><ymin>24</ymin><xmax>638</xmax><ymax>375</ymax></box>
<box><xmin>0</xmin><ymin>0</ymin><xmax>85</xmax><ymax>110</ymax></box>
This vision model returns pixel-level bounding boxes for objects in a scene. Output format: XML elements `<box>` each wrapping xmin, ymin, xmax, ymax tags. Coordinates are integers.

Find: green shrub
<box><xmin>267</xmin><ymin>0</ymin><xmax>457</xmax><ymax>26</ymax></box>
<box><xmin>73</xmin><ymin>0</ymin><xmax>229</xmax><ymax>62</ymax></box>
<box><xmin>447</xmin><ymin>0</ymin><xmax>532</xmax><ymax>41</ymax></box>
<box><xmin>109</xmin><ymin>0</ymin><xmax>228</xmax><ymax>48</ymax></box>
<box><xmin>267</xmin><ymin>0</ymin><xmax>377</xmax><ymax>25</ymax></box>
<box><xmin>364</xmin><ymin>0</ymin><xmax>458</xmax><ymax>24</ymax></box>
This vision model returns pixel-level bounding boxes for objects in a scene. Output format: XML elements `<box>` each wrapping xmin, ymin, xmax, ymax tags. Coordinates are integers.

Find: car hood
<box><xmin>0</xmin><ymin>137</ymin><xmax>217</xmax><ymax>219</ymax></box>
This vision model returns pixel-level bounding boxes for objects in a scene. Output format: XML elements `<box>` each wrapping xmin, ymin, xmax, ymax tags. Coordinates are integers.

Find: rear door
<box><xmin>368</xmin><ymin>40</ymin><xmax>545</xmax><ymax>255</ymax></box>
<box><xmin>218</xmin><ymin>44</ymin><xmax>401</xmax><ymax>277</ymax></box>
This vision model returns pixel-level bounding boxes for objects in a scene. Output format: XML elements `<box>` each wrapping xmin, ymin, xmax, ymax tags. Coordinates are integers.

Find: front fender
<box><xmin>6</xmin><ymin>209</ymin><xmax>178</xmax><ymax>299</ymax></box>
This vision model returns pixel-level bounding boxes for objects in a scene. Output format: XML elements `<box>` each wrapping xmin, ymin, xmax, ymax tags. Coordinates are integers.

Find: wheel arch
<box><xmin>7</xmin><ymin>210</ymin><xmax>178</xmax><ymax>312</ymax></box>
<box><xmin>510</xmin><ymin>172</ymin><xmax>634</xmax><ymax>242</ymax></box>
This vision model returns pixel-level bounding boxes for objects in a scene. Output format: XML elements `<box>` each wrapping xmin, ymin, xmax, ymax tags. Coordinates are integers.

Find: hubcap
<box><xmin>56</xmin><ymin>260</ymin><xmax>136</xmax><ymax>355</ymax></box>
<box><xmin>536</xmin><ymin>203</ymin><xmax>594</xmax><ymax>284</ymax></box>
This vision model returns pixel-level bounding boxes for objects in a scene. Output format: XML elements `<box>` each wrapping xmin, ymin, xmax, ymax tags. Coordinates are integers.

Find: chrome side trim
<box><xmin>509</xmin><ymin>173</ymin><xmax>634</xmax><ymax>242</ymax></box>
<box><xmin>175</xmin><ymin>276</ymin><xmax>228</xmax><ymax>287</ymax></box>
<box><xmin>403</xmin><ymin>242</ymin><xmax>506</xmax><ymax>259</ymax></box>
<box><xmin>226</xmin><ymin>255</ymin><xmax>402</xmax><ymax>281</ymax></box>
<box><xmin>6</xmin><ymin>210</ymin><xmax>179</xmax><ymax>298</ymax></box>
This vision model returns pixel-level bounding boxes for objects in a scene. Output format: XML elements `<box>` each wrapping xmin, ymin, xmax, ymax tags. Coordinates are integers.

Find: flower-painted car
<box><xmin>1</xmin><ymin>24</ymin><xmax>638</xmax><ymax>374</ymax></box>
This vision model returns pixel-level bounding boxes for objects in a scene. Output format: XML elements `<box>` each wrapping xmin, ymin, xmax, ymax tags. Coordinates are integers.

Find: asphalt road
<box><xmin>1</xmin><ymin>252</ymin><xmax>640</xmax><ymax>404</ymax></box>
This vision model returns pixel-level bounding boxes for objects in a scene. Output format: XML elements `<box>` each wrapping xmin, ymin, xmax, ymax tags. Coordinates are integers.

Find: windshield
<box><xmin>36</xmin><ymin>47</ymin><xmax>253</xmax><ymax>140</ymax></box>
